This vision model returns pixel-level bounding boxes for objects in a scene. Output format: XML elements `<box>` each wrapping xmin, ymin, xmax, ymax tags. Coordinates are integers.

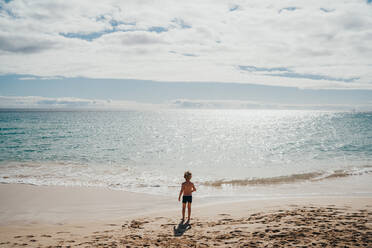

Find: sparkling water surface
<box><xmin>0</xmin><ymin>110</ymin><xmax>371</xmax><ymax>197</ymax></box>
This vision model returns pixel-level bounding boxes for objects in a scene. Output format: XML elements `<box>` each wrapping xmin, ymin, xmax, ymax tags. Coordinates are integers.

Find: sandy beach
<box><xmin>1</xmin><ymin>0</ymin><xmax>372</xmax><ymax>246</ymax></box>
<box><xmin>0</xmin><ymin>184</ymin><xmax>371</xmax><ymax>247</ymax></box>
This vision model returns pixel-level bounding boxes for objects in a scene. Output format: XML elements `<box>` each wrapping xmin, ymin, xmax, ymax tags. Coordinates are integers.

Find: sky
<box><xmin>0</xmin><ymin>0</ymin><xmax>371</xmax><ymax>110</ymax></box>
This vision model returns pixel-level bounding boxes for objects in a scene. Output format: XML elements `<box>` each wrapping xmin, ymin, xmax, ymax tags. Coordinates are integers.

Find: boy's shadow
<box><xmin>173</xmin><ymin>220</ymin><xmax>191</xmax><ymax>236</ymax></box>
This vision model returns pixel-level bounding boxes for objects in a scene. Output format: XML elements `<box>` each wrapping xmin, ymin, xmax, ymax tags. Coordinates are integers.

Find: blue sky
<box><xmin>0</xmin><ymin>74</ymin><xmax>371</xmax><ymax>110</ymax></box>
<box><xmin>0</xmin><ymin>0</ymin><xmax>371</xmax><ymax>109</ymax></box>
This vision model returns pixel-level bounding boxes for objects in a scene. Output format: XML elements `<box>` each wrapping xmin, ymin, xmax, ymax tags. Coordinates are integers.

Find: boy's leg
<box><xmin>182</xmin><ymin>203</ymin><xmax>186</xmax><ymax>220</ymax></box>
<box><xmin>187</xmin><ymin>202</ymin><xmax>191</xmax><ymax>220</ymax></box>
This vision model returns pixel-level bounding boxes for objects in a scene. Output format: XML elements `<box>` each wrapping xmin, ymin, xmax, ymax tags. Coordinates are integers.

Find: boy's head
<box><xmin>184</xmin><ymin>171</ymin><xmax>192</xmax><ymax>181</ymax></box>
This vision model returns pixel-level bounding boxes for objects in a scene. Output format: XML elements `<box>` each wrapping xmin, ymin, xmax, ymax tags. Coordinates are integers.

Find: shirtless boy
<box><xmin>178</xmin><ymin>171</ymin><xmax>197</xmax><ymax>221</ymax></box>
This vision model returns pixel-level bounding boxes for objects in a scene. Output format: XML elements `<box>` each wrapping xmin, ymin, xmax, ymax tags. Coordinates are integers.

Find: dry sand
<box><xmin>0</xmin><ymin>184</ymin><xmax>371</xmax><ymax>247</ymax></box>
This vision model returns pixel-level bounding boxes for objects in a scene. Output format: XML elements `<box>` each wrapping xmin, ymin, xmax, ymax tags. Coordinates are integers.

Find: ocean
<box><xmin>1</xmin><ymin>109</ymin><xmax>371</xmax><ymax>199</ymax></box>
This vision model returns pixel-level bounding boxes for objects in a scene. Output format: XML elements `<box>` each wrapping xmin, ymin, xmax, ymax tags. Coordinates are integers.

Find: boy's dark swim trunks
<box><xmin>182</xmin><ymin>195</ymin><xmax>192</xmax><ymax>203</ymax></box>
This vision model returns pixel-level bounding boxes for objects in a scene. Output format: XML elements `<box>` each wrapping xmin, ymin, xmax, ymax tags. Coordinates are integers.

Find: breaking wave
<box><xmin>201</xmin><ymin>166</ymin><xmax>372</xmax><ymax>187</ymax></box>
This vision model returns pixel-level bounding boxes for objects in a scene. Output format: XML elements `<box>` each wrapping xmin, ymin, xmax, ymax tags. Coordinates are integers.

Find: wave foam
<box><xmin>201</xmin><ymin>166</ymin><xmax>372</xmax><ymax>187</ymax></box>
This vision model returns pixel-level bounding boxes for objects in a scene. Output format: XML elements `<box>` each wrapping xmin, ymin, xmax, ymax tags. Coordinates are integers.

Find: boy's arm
<box><xmin>192</xmin><ymin>183</ymin><xmax>197</xmax><ymax>192</ymax></box>
<box><xmin>178</xmin><ymin>184</ymin><xmax>184</xmax><ymax>201</ymax></box>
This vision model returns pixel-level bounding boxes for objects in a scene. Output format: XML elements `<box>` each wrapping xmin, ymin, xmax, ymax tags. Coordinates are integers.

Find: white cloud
<box><xmin>0</xmin><ymin>96</ymin><xmax>163</xmax><ymax>110</ymax></box>
<box><xmin>18</xmin><ymin>76</ymin><xmax>62</xmax><ymax>80</ymax></box>
<box><xmin>0</xmin><ymin>31</ymin><xmax>57</xmax><ymax>53</ymax></box>
<box><xmin>18</xmin><ymin>77</ymin><xmax>37</xmax><ymax>80</ymax></box>
<box><xmin>170</xmin><ymin>99</ymin><xmax>372</xmax><ymax>111</ymax></box>
<box><xmin>2</xmin><ymin>96</ymin><xmax>371</xmax><ymax>111</ymax></box>
<box><xmin>0</xmin><ymin>0</ymin><xmax>372</xmax><ymax>89</ymax></box>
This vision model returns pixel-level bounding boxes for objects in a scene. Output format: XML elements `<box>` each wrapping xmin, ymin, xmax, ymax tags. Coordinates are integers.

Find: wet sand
<box><xmin>0</xmin><ymin>184</ymin><xmax>371</xmax><ymax>247</ymax></box>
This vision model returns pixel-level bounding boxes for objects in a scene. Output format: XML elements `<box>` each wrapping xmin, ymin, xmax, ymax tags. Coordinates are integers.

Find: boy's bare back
<box><xmin>182</xmin><ymin>181</ymin><xmax>196</xmax><ymax>196</ymax></box>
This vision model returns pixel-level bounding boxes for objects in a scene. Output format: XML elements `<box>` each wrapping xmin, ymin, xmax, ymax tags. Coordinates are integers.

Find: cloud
<box><xmin>0</xmin><ymin>96</ymin><xmax>162</xmax><ymax>109</ymax></box>
<box><xmin>2</xmin><ymin>96</ymin><xmax>371</xmax><ymax>111</ymax></box>
<box><xmin>115</xmin><ymin>31</ymin><xmax>167</xmax><ymax>45</ymax></box>
<box><xmin>19</xmin><ymin>76</ymin><xmax>62</xmax><ymax>80</ymax></box>
<box><xmin>170</xmin><ymin>99</ymin><xmax>372</xmax><ymax>111</ymax></box>
<box><xmin>238</xmin><ymin>65</ymin><xmax>359</xmax><ymax>83</ymax></box>
<box><xmin>0</xmin><ymin>32</ymin><xmax>56</xmax><ymax>53</ymax></box>
<box><xmin>18</xmin><ymin>77</ymin><xmax>38</xmax><ymax>80</ymax></box>
<box><xmin>171</xmin><ymin>99</ymin><xmax>264</xmax><ymax>109</ymax></box>
<box><xmin>0</xmin><ymin>0</ymin><xmax>371</xmax><ymax>89</ymax></box>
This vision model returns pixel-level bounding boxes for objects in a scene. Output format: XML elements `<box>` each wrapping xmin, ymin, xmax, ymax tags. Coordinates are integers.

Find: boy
<box><xmin>178</xmin><ymin>171</ymin><xmax>196</xmax><ymax>221</ymax></box>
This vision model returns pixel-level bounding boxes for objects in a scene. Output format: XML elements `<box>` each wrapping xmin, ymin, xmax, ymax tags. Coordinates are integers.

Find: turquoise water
<box><xmin>0</xmin><ymin>109</ymin><xmax>371</xmax><ymax>196</ymax></box>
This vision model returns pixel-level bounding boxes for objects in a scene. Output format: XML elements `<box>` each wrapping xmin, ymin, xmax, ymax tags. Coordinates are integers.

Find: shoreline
<box><xmin>1</xmin><ymin>163</ymin><xmax>371</xmax><ymax>200</ymax></box>
<box><xmin>1</xmin><ymin>183</ymin><xmax>371</xmax><ymax>247</ymax></box>
<box><xmin>1</xmin><ymin>177</ymin><xmax>372</xmax><ymax>225</ymax></box>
